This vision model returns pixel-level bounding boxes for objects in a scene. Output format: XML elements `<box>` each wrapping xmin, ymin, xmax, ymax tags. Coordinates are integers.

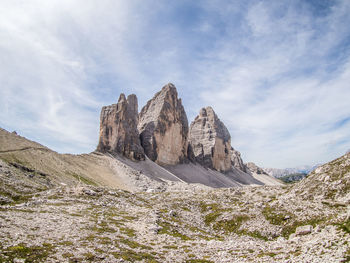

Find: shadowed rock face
<box><xmin>231</xmin><ymin>148</ymin><xmax>247</xmax><ymax>173</ymax></box>
<box><xmin>97</xmin><ymin>93</ymin><xmax>145</xmax><ymax>161</ymax></box>
<box><xmin>138</xmin><ymin>83</ymin><xmax>189</xmax><ymax>165</ymax></box>
<box><xmin>189</xmin><ymin>107</ymin><xmax>232</xmax><ymax>173</ymax></box>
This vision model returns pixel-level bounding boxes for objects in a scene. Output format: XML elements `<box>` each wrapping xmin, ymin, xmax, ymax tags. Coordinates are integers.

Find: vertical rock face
<box><xmin>138</xmin><ymin>83</ymin><xmax>189</xmax><ymax>166</ymax></box>
<box><xmin>97</xmin><ymin>93</ymin><xmax>145</xmax><ymax>161</ymax></box>
<box><xmin>231</xmin><ymin>148</ymin><xmax>247</xmax><ymax>172</ymax></box>
<box><xmin>189</xmin><ymin>107</ymin><xmax>232</xmax><ymax>173</ymax></box>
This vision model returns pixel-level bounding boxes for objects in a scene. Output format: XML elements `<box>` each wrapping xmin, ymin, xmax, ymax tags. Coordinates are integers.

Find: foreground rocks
<box><xmin>138</xmin><ymin>83</ymin><xmax>189</xmax><ymax>165</ymax></box>
<box><xmin>97</xmin><ymin>94</ymin><xmax>145</xmax><ymax>161</ymax></box>
<box><xmin>0</xmin><ymin>183</ymin><xmax>349</xmax><ymax>263</ymax></box>
<box><xmin>0</xmin><ymin>150</ymin><xmax>349</xmax><ymax>262</ymax></box>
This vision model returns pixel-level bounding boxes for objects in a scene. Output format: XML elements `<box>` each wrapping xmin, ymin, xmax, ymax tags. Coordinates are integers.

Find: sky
<box><xmin>1</xmin><ymin>0</ymin><xmax>350</xmax><ymax>168</ymax></box>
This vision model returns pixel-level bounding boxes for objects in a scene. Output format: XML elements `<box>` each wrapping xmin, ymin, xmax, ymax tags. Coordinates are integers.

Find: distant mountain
<box><xmin>278</xmin><ymin>172</ymin><xmax>308</xmax><ymax>183</ymax></box>
<box><xmin>263</xmin><ymin>164</ymin><xmax>321</xmax><ymax>178</ymax></box>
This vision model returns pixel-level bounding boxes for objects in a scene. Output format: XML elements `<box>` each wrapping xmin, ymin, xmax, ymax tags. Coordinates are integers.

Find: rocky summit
<box><xmin>138</xmin><ymin>83</ymin><xmax>189</xmax><ymax>166</ymax></box>
<box><xmin>189</xmin><ymin>107</ymin><xmax>233</xmax><ymax>173</ymax></box>
<box><xmin>97</xmin><ymin>93</ymin><xmax>145</xmax><ymax>161</ymax></box>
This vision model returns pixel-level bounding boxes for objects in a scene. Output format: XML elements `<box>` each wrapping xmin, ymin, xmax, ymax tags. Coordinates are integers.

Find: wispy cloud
<box><xmin>0</xmin><ymin>0</ymin><xmax>349</xmax><ymax>167</ymax></box>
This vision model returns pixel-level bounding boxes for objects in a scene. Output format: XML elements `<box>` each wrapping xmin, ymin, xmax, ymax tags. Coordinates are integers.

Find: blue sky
<box><xmin>1</xmin><ymin>0</ymin><xmax>350</xmax><ymax>168</ymax></box>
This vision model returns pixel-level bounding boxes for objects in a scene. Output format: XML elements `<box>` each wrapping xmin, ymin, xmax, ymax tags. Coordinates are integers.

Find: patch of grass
<box><xmin>257</xmin><ymin>252</ymin><xmax>277</xmax><ymax>258</ymax></box>
<box><xmin>91</xmin><ymin>222</ymin><xmax>117</xmax><ymax>233</ymax></box>
<box><xmin>338</xmin><ymin>218</ymin><xmax>350</xmax><ymax>234</ymax></box>
<box><xmin>118</xmin><ymin>239</ymin><xmax>152</xmax><ymax>250</ymax></box>
<box><xmin>70</xmin><ymin>173</ymin><xmax>97</xmax><ymax>186</ymax></box>
<box><xmin>58</xmin><ymin>241</ymin><xmax>74</xmax><ymax>246</ymax></box>
<box><xmin>112</xmin><ymin>248</ymin><xmax>158</xmax><ymax>262</ymax></box>
<box><xmin>281</xmin><ymin>218</ymin><xmax>325</xmax><ymax>238</ymax></box>
<box><xmin>158</xmin><ymin>221</ymin><xmax>192</xmax><ymax>241</ymax></box>
<box><xmin>62</xmin><ymin>252</ymin><xmax>74</xmax><ymax>258</ymax></box>
<box><xmin>240</xmin><ymin>229</ymin><xmax>269</xmax><ymax>241</ymax></box>
<box><xmin>204</xmin><ymin>211</ymin><xmax>222</xmax><ymax>225</ymax></box>
<box><xmin>83</xmin><ymin>252</ymin><xmax>96</xmax><ymax>261</ymax></box>
<box><xmin>213</xmin><ymin>215</ymin><xmax>249</xmax><ymax>233</ymax></box>
<box><xmin>186</xmin><ymin>259</ymin><xmax>214</xmax><ymax>263</ymax></box>
<box><xmin>98</xmin><ymin>236</ymin><xmax>112</xmax><ymax>245</ymax></box>
<box><xmin>1</xmin><ymin>243</ymin><xmax>54</xmax><ymax>262</ymax></box>
<box><xmin>199</xmin><ymin>202</ymin><xmax>220</xmax><ymax>213</ymax></box>
<box><xmin>163</xmin><ymin>245</ymin><xmax>178</xmax><ymax>249</ymax></box>
<box><xmin>262</xmin><ymin>205</ymin><xmax>288</xmax><ymax>225</ymax></box>
<box><xmin>120</xmin><ymin>227</ymin><xmax>136</xmax><ymax>237</ymax></box>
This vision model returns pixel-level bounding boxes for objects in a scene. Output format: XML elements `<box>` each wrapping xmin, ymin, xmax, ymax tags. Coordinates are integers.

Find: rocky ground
<box><xmin>1</xmin><ymin>155</ymin><xmax>349</xmax><ymax>263</ymax></box>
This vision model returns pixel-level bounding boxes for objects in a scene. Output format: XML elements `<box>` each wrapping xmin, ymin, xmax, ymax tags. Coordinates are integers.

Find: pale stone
<box><xmin>138</xmin><ymin>83</ymin><xmax>189</xmax><ymax>165</ymax></box>
<box><xmin>97</xmin><ymin>93</ymin><xmax>145</xmax><ymax>161</ymax></box>
<box><xmin>188</xmin><ymin>107</ymin><xmax>232</xmax><ymax>173</ymax></box>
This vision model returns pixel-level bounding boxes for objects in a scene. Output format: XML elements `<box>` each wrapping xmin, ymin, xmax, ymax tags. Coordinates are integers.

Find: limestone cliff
<box><xmin>97</xmin><ymin>93</ymin><xmax>145</xmax><ymax>161</ymax></box>
<box><xmin>138</xmin><ymin>83</ymin><xmax>189</xmax><ymax>165</ymax></box>
<box><xmin>231</xmin><ymin>148</ymin><xmax>247</xmax><ymax>173</ymax></box>
<box><xmin>189</xmin><ymin>107</ymin><xmax>232</xmax><ymax>173</ymax></box>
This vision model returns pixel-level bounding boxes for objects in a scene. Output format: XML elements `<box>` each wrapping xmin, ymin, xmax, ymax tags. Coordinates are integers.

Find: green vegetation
<box><xmin>257</xmin><ymin>252</ymin><xmax>277</xmax><ymax>258</ymax></box>
<box><xmin>0</xmin><ymin>243</ymin><xmax>54</xmax><ymax>262</ymax></box>
<box><xmin>280</xmin><ymin>218</ymin><xmax>325</xmax><ymax>238</ymax></box>
<box><xmin>120</xmin><ymin>227</ymin><xmax>136</xmax><ymax>237</ymax></box>
<box><xmin>262</xmin><ymin>205</ymin><xmax>326</xmax><ymax>238</ymax></box>
<box><xmin>70</xmin><ymin>173</ymin><xmax>97</xmax><ymax>186</ymax></box>
<box><xmin>158</xmin><ymin>221</ymin><xmax>192</xmax><ymax>241</ymax></box>
<box><xmin>262</xmin><ymin>205</ymin><xmax>289</xmax><ymax>225</ymax></box>
<box><xmin>118</xmin><ymin>238</ymin><xmax>152</xmax><ymax>250</ymax></box>
<box><xmin>185</xmin><ymin>259</ymin><xmax>214</xmax><ymax>263</ymax></box>
<box><xmin>112</xmin><ymin>248</ymin><xmax>158</xmax><ymax>262</ymax></box>
<box><xmin>213</xmin><ymin>215</ymin><xmax>249</xmax><ymax>233</ymax></box>
<box><xmin>339</xmin><ymin>218</ymin><xmax>350</xmax><ymax>234</ymax></box>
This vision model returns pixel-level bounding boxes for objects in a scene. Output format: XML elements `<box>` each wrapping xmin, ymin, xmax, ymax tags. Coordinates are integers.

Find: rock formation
<box><xmin>246</xmin><ymin>162</ymin><xmax>268</xmax><ymax>175</ymax></box>
<box><xmin>189</xmin><ymin>107</ymin><xmax>232</xmax><ymax>173</ymax></box>
<box><xmin>138</xmin><ymin>83</ymin><xmax>189</xmax><ymax>165</ymax></box>
<box><xmin>231</xmin><ymin>148</ymin><xmax>247</xmax><ymax>172</ymax></box>
<box><xmin>97</xmin><ymin>93</ymin><xmax>145</xmax><ymax>161</ymax></box>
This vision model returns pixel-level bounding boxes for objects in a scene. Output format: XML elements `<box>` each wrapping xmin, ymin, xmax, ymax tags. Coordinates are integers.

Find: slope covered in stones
<box><xmin>0</xmin><ymin>180</ymin><xmax>349</xmax><ymax>262</ymax></box>
<box><xmin>290</xmin><ymin>152</ymin><xmax>350</xmax><ymax>203</ymax></box>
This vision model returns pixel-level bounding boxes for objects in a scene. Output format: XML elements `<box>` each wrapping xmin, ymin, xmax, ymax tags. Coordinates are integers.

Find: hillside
<box><xmin>0</xmin><ymin>127</ymin><xmax>350</xmax><ymax>262</ymax></box>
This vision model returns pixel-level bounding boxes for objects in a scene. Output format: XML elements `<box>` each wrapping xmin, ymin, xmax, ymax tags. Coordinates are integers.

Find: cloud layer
<box><xmin>1</xmin><ymin>0</ymin><xmax>350</xmax><ymax>168</ymax></box>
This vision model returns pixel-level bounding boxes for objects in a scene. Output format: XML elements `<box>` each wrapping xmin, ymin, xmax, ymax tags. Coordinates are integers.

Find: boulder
<box><xmin>96</xmin><ymin>93</ymin><xmax>145</xmax><ymax>161</ymax></box>
<box><xmin>295</xmin><ymin>225</ymin><xmax>313</xmax><ymax>235</ymax></box>
<box><xmin>138</xmin><ymin>83</ymin><xmax>189</xmax><ymax>165</ymax></box>
<box><xmin>188</xmin><ymin>107</ymin><xmax>232</xmax><ymax>173</ymax></box>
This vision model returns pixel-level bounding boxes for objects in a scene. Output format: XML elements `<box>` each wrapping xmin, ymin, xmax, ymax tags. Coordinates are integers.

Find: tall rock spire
<box><xmin>138</xmin><ymin>83</ymin><xmax>189</xmax><ymax>165</ymax></box>
<box><xmin>96</xmin><ymin>93</ymin><xmax>145</xmax><ymax>161</ymax></box>
<box><xmin>188</xmin><ymin>107</ymin><xmax>232</xmax><ymax>173</ymax></box>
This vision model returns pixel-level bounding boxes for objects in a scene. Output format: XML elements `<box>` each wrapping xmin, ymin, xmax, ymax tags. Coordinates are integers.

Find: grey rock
<box><xmin>138</xmin><ymin>83</ymin><xmax>189</xmax><ymax>165</ymax></box>
<box><xmin>231</xmin><ymin>148</ymin><xmax>247</xmax><ymax>172</ymax></box>
<box><xmin>295</xmin><ymin>225</ymin><xmax>313</xmax><ymax>235</ymax></box>
<box><xmin>97</xmin><ymin>93</ymin><xmax>145</xmax><ymax>161</ymax></box>
<box><xmin>188</xmin><ymin>107</ymin><xmax>232</xmax><ymax>172</ymax></box>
